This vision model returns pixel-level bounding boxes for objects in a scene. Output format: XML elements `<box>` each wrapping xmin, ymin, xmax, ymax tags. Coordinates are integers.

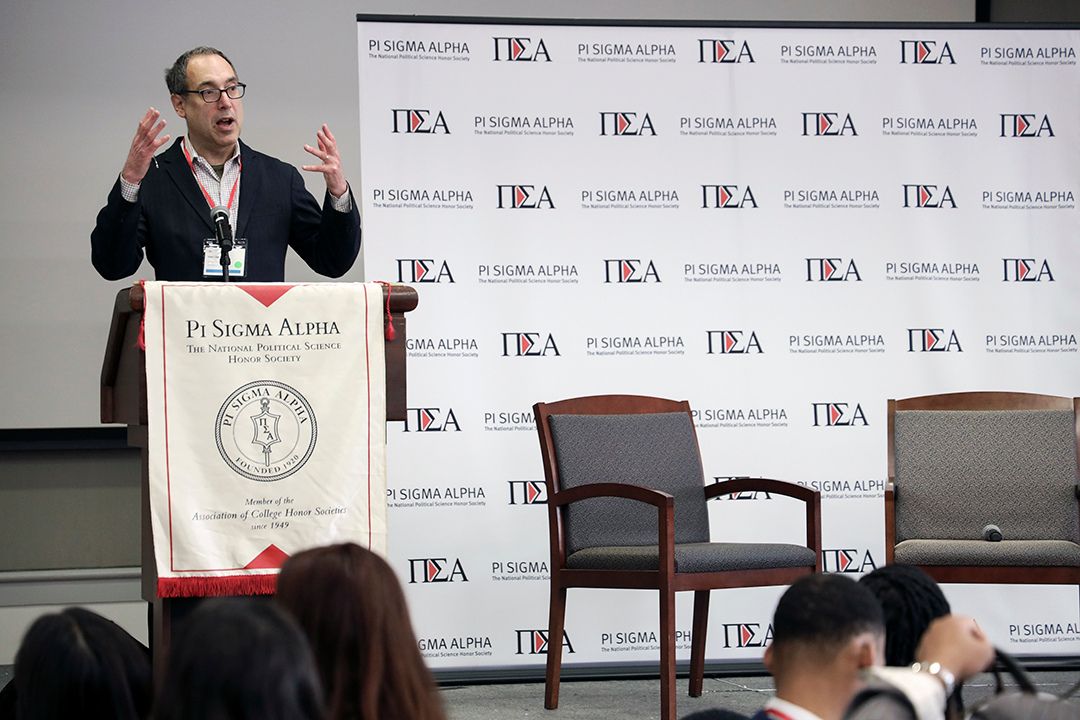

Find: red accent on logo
<box><xmin>238</xmin><ymin>285</ymin><xmax>294</xmax><ymax>308</ymax></box>
<box><xmin>740</xmin><ymin>625</ymin><xmax>754</xmax><ymax>646</ymax></box>
<box><xmin>621</xmin><ymin>261</ymin><xmax>634</xmax><ymax>282</ymax></box>
<box><xmin>714</xmin><ymin>42</ymin><xmax>729</xmax><ymax>62</ymax></box>
<box><xmin>917</xmin><ymin>41</ymin><xmax>931</xmax><ymax>63</ymax></box>
<box><xmin>533</xmin><ymin>632</ymin><xmax>548</xmax><ymax>653</ymax></box>
<box><xmin>514</xmin><ymin>186</ymin><xmax>528</xmax><ymax>207</ymax></box>
<box><xmin>822</xmin><ymin>261</ymin><xmax>836</xmax><ymax>281</ymax></box>
<box><xmin>924</xmin><ymin>329</ymin><xmax>936</xmax><ymax>349</ymax></box>
<box><xmin>519</xmin><ymin>334</ymin><xmax>534</xmax><ymax>355</ymax></box>
<box><xmin>426</xmin><ymin>559</ymin><xmax>440</xmax><ymax>582</ymax></box>
<box><xmin>838</xmin><ymin>552</ymin><xmax>851</xmax><ymax>572</ymax></box>
<box><xmin>919</xmin><ymin>186</ymin><xmax>931</xmax><ymax>207</ymax></box>
<box><xmin>244</xmin><ymin>544</ymin><xmax>290</xmax><ymax>570</ymax></box>
<box><xmin>1018</xmin><ymin>262</ymin><xmax>1030</xmax><ymax>280</ymax></box>
<box><xmin>617</xmin><ymin>114</ymin><xmax>631</xmax><ymax>135</ymax></box>
<box><xmin>829</xmin><ymin>405</ymin><xmax>843</xmax><ymax>426</ymax></box>
<box><xmin>724</xmin><ymin>332</ymin><xmax>737</xmax><ymax>353</ymax></box>
<box><xmin>409</xmin><ymin>111</ymin><xmax>424</xmax><ymax>133</ymax></box>
<box><xmin>818</xmin><ymin>114</ymin><xmax>831</xmax><ymax>135</ymax></box>
<box><xmin>1016</xmin><ymin>115</ymin><xmax>1029</xmax><ymax>135</ymax></box>
<box><xmin>414</xmin><ymin>260</ymin><xmax>428</xmax><ymax>281</ymax></box>
<box><xmin>512</xmin><ymin>38</ymin><xmax>526</xmax><ymax>59</ymax></box>
<box><xmin>420</xmin><ymin>408</ymin><xmax>435</xmax><ymax>431</ymax></box>
<box><xmin>719</xmin><ymin>186</ymin><xmax>732</xmax><ymax>206</ymax></box>
<box><xmin>527</xmin><ymin>483</ymin><xmax>543</xmax><ymax>503</ymax></box>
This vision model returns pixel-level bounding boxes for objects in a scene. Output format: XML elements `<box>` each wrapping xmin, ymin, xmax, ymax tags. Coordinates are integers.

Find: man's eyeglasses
<box><xmin>179</xmin><ymin>83</ymin><xmax>247</xmax><ymax>103</ymax></box>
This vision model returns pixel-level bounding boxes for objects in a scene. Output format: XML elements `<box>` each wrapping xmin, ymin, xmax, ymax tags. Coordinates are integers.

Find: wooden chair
<box><xmin>533</xmin><ymin>394</ymin><xmax>822</xmax><ymax>720</ymax></box>
<box><xmin>886</xmin><ymin>391</ymin><xmax>1080</xmax><ymax>584</ymax></box>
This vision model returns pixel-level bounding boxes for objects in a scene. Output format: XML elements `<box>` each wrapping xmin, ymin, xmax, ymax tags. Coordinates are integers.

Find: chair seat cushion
<box><xmin>566</xmin><ymin>542</ymin><xmax>817</xmax><ymax>573</ymax></box>
<box><xmin>894</xmin><ymin>539</ymin><xmax>1080</xmax><ymax>567</ymax></box>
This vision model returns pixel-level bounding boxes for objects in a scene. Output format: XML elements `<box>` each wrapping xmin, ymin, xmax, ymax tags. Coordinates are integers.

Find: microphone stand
<box><xmin>220</xmin><ymin>235</ymin><xmax>232</xmax><ymax>284</ymax></box>
<box><xmin>211</xmin><ymin>207</ymin><xmax>234</xmax><ymax>285</ymax></box>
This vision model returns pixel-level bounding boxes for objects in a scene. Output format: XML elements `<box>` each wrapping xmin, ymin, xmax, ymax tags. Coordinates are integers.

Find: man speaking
<box><xmin>91</xmin><ymin>47</ymin><xmax>360</xmax><ymax>281</ymax></box>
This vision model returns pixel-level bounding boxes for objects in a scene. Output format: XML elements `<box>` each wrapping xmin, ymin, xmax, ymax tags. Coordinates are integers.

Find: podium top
<box><xmin>122</xmin><ymin>282</ymin><xmax>418</xmax><ymax>314</ymax></box>
<box><xmin>101</xmin><ymin>283</ymin><xmax>418</xmax><ymax>426</ymax></box>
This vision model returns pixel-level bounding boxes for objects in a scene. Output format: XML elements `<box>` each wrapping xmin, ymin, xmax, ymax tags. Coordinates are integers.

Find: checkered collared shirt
<box><xmin>120</xmin><ymin>137</ymin><xmax>241</xmax><ymax>230</ymax></box>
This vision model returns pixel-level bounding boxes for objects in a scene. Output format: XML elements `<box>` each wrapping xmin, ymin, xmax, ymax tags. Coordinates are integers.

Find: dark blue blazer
<box><xmin>91</xmin><ymin>138</ymin><xmax>361</xmax><ymax>281</ymax></box>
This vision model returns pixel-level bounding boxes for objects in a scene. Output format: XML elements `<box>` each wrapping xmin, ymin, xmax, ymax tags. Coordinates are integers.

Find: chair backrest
<box><xmin>890</xmin><ymin>392</ymin><xmax>1080</xmax><ymax>544</ymax></box>
<box><xmin>538</xmin><ymin>395</ymin><xmax>710</xmax><ymax>556</ymax></box>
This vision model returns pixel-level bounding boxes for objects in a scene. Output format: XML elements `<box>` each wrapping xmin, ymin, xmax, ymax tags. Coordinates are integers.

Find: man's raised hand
<box><xmin>301</xmin><ymin>123</ymin><xmax>348</xmax><ymax>198</ymax></box>
<box><xmin>121</xmin><ymin>108</ymin><xmax>171</xmax><ymax>184</ymax></box>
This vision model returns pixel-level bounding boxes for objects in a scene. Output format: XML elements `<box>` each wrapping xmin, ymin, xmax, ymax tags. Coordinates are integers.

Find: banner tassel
<box><xmin>376</xmin><ymin>280</ymin><xmax>395</xmax><ymax>341</ymax></box>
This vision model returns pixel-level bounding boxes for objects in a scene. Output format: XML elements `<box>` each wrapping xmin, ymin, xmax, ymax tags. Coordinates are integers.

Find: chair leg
<box><xmin>689</xmin><ymin>590</ymin><xmax>709</xmax><ymax>697</ymax></box>
<box><xmin>545</xmin><ymin>584</ymin><xmax>567</xmax><ymax>710</ymax></box>
<box><xmin>659</xmin><ymin>584</ymin><xmax>676</xmax><ymax>720</ymax></box>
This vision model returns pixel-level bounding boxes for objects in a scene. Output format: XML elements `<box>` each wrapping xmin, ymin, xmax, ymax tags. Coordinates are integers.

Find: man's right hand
<box><xmin>121</xmin><ymin>108</ymin><xmax>171</xmax><ymax>185</ymax></box>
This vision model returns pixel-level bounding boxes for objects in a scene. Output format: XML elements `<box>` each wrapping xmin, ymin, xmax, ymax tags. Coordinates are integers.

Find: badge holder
<box><xmin>203</xmin><ymin>239</ymin><xmax>247</xmax><ymax>280</ymax></box>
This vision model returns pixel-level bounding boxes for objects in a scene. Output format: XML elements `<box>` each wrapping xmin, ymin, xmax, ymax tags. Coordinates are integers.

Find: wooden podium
<box><xmin>100</xmin><ymin>282</ymin><xmax>417</xmax><ymax>675</ymax></box>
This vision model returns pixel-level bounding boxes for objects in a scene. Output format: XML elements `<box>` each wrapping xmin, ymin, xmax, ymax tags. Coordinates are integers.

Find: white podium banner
<box><xmin>143</xmin><ymin>282</ymin><xmax>387</xmax><ymax>597</ymax></box>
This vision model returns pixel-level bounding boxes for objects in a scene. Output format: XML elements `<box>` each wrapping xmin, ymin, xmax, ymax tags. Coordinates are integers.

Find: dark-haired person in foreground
<box><xmin>749</xmin><ymin>573</ymin><xmax>994</xmax><ymax>720</ymax></box>
<box><xmin>154</xmin><ymin>598</ymin><xmax>323</xmax><ymax>720</ymax></box>
<box><xmin>11</xmin><ymin>607</ymin><xmax>151</xmax><ymax>720</ymax></box>
<box><xmin>276</xmin><ymin>542</ymin><xmax>447</xmax><ymax>720</ymax></box>
<box><xmin>857</xmin><ymin>564</ymin><xmax>961</xmax><ymax>717</ymax></box>
<box><xmin>751</xmin><ymin>573</ymin><xmax>886</xmax><ymax>720</ymax></box>
<box><xmin>91</xmin><ymin>46</ymin><xmax>360</xmax><ymax>281</ymax></box>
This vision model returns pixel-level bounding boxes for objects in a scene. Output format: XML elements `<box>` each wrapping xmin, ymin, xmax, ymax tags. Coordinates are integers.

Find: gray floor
<box><xmin>2</xmin><ymin>664</ymin><xmax>1078</xmax><ymax>718</ymax></box>
<box><xmin>439</xmin><ymin>671</ymin><xmax>1080</xmax><ymax>720</ymax></box>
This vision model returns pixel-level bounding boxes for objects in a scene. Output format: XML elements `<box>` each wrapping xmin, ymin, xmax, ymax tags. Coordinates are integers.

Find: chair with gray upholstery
<box><xmin>886</xmin><ymin>391</ymin><xmax>1080</xmax><ymax>584</ymax></box>
<box><xmin>533</xmin><ymin>394</ymin><xmax>822</xmax><ymax>720</ymax></box>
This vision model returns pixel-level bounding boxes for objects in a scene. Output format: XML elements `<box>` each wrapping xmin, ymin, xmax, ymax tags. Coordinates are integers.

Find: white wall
<box><xmin>0</xmin><ymin>0</ymin><xmax>975</xmax><ymax>430</ymax></box>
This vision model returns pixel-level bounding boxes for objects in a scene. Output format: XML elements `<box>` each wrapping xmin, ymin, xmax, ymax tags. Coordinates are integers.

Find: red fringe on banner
<box><xmin>157</xmin><ymin>574</ymin><xmax>278</xmax><ymax>598</ymax></box>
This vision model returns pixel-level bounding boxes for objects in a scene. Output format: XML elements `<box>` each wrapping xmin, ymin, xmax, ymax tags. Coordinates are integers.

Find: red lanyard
<box><xmin>182</xmin><ymin>139</ymin><xmax>241</xmax><ymax>211</ymax></box>
<box><xmin>764</xmin><ymin>710</ymin><xmax>797</xmax><ymax>720</ymax></box>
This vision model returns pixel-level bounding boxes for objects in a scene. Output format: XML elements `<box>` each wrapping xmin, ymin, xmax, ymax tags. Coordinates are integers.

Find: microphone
<box><xmin>982</xmin><ymin>524</ymin><xmax>1003</xmax><ymax>542</ymax></box>
<box><xmin>210</xmin><ymin>205</ymin><xmax>233</xmax><ymax>246</ymax></box>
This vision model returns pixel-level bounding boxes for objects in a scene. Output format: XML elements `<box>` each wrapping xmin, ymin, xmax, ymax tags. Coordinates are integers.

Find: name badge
<box><xmin>203</xmin><ymin>238</ymin><xmax>248</xmax><ymax>278</ymax></box>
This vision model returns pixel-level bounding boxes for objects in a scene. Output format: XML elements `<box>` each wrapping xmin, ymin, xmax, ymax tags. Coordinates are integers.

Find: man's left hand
<box><xmin>302</xmin><ymin>123</ymin><xmax>348</xmax><ymax>198</ymax></box>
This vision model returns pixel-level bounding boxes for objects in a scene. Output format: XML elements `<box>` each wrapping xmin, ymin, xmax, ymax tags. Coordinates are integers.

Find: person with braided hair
<box><xmin>848</xmin><ymin>565</ymin><xmax>989</xmax><ymax>720</ymax></box>
<box><xmin>858</xmin><ymin>564</ymin><xmax>951</xmax><ymax>667</ymax></box>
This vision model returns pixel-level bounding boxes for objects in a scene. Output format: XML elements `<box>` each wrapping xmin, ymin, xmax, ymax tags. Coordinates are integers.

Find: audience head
<box><xmin>762</xmin><ymin>574</ymin><xmax>886</xmax><ymax>720</ymax></box>
<box><xmin>14</xmin><ymin>606</ymin><xmax>151</xmax><ymax>720</ymax></box>
<box><xmin>858</xmin><ymin>563</ymin><xmax>950</xmax><ymax>666</ymax></box>
<box><xmin>767</xmin><ymin>572</ymin><xmax>885</xmax><ymax>701</ymax></box>
<box><xmin>154</xmin><ymin>597</ymin><xmax>323</xmax><ymax>720</ymax></box>
<box><xmin>276</xmin><ymin>542</ymin><xmax>446</xmax><ymax>720</ymax></box>
<box><xmin>767</xmin><ymin>572</ymin><xmax>885</xmax><ymax>675</ymax></box>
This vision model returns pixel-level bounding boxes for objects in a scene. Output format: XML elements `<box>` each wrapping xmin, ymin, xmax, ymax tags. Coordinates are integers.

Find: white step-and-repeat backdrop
<box><xmin>357</xmin><ymin>18</ymin><xmax>1080</xmax><ymax>670</ymax></box>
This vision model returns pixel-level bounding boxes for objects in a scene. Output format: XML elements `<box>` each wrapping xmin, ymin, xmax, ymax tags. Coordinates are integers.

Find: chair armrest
<box><xmin>705</xmin><ymin>477</ymin><xmax>817</xmax><ymax>504</ymax></box>
<box><xmin>706</xmin><ymin>477</ymin><xmax>822</xmax><ymax>571</ymax></box>
<box><xmin>550</xmin><ymin>483</ymin><xmax>674</xmax><ymax>509</ymax></box>
<box><xmin>550</xmin><ymin>483</ymin><xmax>678</xmax><ymax>576</ymax></box>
